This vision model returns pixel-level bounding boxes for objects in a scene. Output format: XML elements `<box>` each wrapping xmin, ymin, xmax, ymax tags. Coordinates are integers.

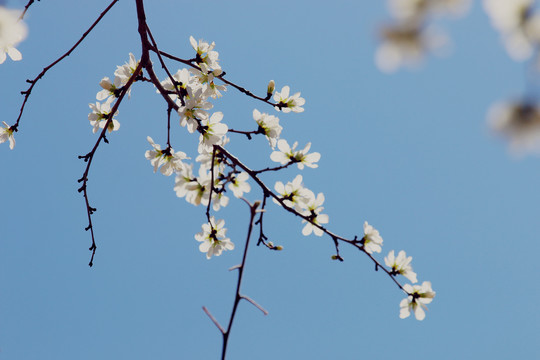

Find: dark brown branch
<box><xmin>14</xmin><ymin>0</ymin><xmax>119</xmax><ymax>132</ymax></box>
<box><xmin>220</xmin><ymin>199</ymin><xmax>262</xmax><ymax>360</ymax></box>
<box><xmin>217</xmin><ymin>145</ymin><xmax>408</xmax><ymax>293</ymax></box>
<box><xmin>19</xmin><ymin>0</ymin><xmax>40</xmax><ymax>20</ymax></box>
<box><xmin>157</xmin><ymin>50</ymin><xmax>283</xmax><ymax>109</ymax></box>
<box><xmin>77</xmin><ymin>60</ymin><xmax>144</xmax><ymax>267</ymax></box>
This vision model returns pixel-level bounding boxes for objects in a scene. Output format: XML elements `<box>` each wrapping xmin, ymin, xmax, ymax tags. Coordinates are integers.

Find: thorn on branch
<box><xmin>103</xmin><ymin>135</ymin><xmax>109</xmax><ymax>144</ymax></box>
<box><xmin>88</xmin><ymin>207</ymin><xmax>97</xmax><ymax>214</ymax></box>
<box><xmin>241</xmin><ymin>294</ymin><xmax>268</xmax><ymax>316</ymax></box>
<box><xmin>77</xmin><ymin>185</ymin><xmax>86</xmax><ymax>193</ymax></box>
<box><xmin>375</xmin><ymin>263</ymin><xmax>379</xmax><ymax>271</ymax></box>
<box><xmin>85</xmin><ymin>225</ymin><xmax>92</xmax><ymax>231</ymax></box>
<box><xmin>229</xmin><ymin>264</ymin><xmax>241</xmax><ymax>271</ymax></box>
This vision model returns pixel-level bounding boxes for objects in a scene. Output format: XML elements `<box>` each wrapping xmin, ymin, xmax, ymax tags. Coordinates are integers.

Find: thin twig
<box><xmin>19</xmin><ymin>0</ymin><xmax>40</xmax><ymax>20</ymax></box>
<box><xmin>77</xmin><ymin>60</ymin><xmax>144</xmax><ymax>267</ymax></box>
<box><xmin>14</xmin><ymin>0</ymin><xmax>119</xmax><ymax>132</ymax></box>
<box><xmin>219</xmin><ymin>199</ymin><xmax>262</xmax><ymax>360</ymax></box>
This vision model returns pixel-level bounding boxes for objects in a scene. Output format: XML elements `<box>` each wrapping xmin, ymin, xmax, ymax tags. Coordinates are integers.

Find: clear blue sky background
<box><xmin>1</xmin><ymin>0</ymin><xmax>539</xmax><ymax>359</ymax></box>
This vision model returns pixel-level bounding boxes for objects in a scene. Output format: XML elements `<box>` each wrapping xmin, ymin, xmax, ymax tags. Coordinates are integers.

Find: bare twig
<box><xmin>14</xmin><ymin>0</ymin><xmax>119</xmax><ymax>132</ymax></box>
<box><xmin>19</xmin><ymin>0</ymin><xmax>40</xmax><ymax>20</ymax></box>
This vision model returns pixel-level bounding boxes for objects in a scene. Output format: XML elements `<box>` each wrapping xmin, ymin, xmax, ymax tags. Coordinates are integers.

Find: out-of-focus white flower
<box><xmin>0</xmin><ymin>121</ymin><xmax>15</xmax><ymax>149</ymax></box>
<box><xmin>195</xmin><ymin>217</ymin><xmax>234</xmax><ymax>259</ymax></box>
<box><xmin>273</xmin><ymin>86</ymin><xmax>305</xmax><ymax>113</ymax></box>
<box><xmin>385</xmin><ymin>250</ymin><xmax>418</xmax><ymax>283</ymax></box>
<box><xmin>487</xmin><ymin>100</ymin><xmax>540</xmax><ymax>155</ymax></box>
<box><xmin>0</xmin><ymin>6</ymin><xmax>27</xmax><ymax>64</ymax></box>
<box><xmin>253</xmin><ymin>109</ymin><xmax>282</xmax><ymax>149</ymax></box>
<box><xmin>145</xmin><ymin>136</ymin><xmax>189</xmax><ymax>176</ymax></box>
<box><xmin>483</xmin><ymin>0</ymin><xmax>540</xmax><ymax>60</ymax></box>
<box><xmin>400</xmin><ymin>281</ymin><xmax>435</xmax><ymax>320</ymax></box>
<box><xmin>270</xmin><ymin>139</ymin><xmax>320</xmax><ymax>170</ymax></box>
<box><xmin>376</xmin><ymin>22</ymin><xmax>447</xmax><ymax>72</ymax></box>
<box><xmin>88</xmin><ymin>98</ymin><xmax>120</xmax><ymax>133</ymax></box>
<box><xmin>389</xmin><ymin>0</ymin><xmax>470</xmax><ymax>20</ymax></box>
<box><xmin>362</xmin><ymin>221</ymin><xmax>383</xmax><ymax>254</ymax></box>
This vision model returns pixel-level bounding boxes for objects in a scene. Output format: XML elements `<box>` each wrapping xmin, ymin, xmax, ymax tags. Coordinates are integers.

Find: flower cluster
<box><xmin>0</xmin><ymin>6</ymin><xmax>27</xmax><ymax>64</ymax></box>
<box><xmin>360</xmin><ymin>222</ymin><xmax>434</xmax><ymax>320</ymax></box>
<box><xmin>195</xmin><ymin>217</ymin><xmax>234</xmax><ymax>259</ymax></box>
<box><xmin>377</xmin><ymin>0</ymin><xmax>470</xmax><ymax>72</ymax></box>
<box><xmin>87</xmin><ymin>53</ymin><xmax>140</xmax><ymax>133</ymax></box>
<box><xmin>78</xmin><ymin>35</ymin><xmax>434</xmax><ymax>321</ymax></box>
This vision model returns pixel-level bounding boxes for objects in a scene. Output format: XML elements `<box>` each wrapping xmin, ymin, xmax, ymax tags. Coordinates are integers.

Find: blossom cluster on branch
<box><xmin>3</xmin><ymin>1</ymin><xmax>439</xmax><ymax>357</ymax></box>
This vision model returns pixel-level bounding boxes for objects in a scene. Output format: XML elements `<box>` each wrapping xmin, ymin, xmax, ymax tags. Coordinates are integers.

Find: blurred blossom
<box><xmin>376</xmin><ymin>22</ymin><xmax>447</xmax><ymax>72</ymax></box>
<box><xmin>0</xmin><ymin>6</ymin><xmax>27</xmax><ymax>64</ymax></box>
<box><xmin>389</xmin><ymin>0</ymin><xmax>470</xmax><ymax>20</ymax></box>
<box><xmin>488</xmin><ymin>100</ymin><xmax>540</xmax><ymax>154</ymax></box>
<box><xmin>483</xmin><ymin>0</ymin><xmax>540</xmax><ymax>60</ymax></box>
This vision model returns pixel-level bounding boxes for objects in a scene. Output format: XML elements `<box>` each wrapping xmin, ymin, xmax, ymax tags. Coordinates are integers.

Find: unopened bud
<box><xmin>267</xmin><ymin>241</ymin><xmax>274</xmax><ymax>248</ymax></box>
<box><xmin>331</xmin><ymin>255</ymin><xmax>338</xmax><ymax>260</ymax></box>
<box><xmin>275</xmin><ymin>245</ymin><xmax>283</xmax><ymax>251</ymax></box>
<box><xmin>267</xmin><ymin>80</ymin><xmax>275</xmax><ymax>96</ymax></box>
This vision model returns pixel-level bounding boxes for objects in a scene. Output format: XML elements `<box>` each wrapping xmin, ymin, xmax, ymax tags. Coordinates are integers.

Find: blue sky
<box><xmin>1</xmin><ymin>0</ymin><xmax>539</xmax><ymax>359</ymax></box>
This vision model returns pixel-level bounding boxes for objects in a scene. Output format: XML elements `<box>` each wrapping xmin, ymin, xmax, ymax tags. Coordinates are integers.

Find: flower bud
<box><xmin>267</xmin><ymin>80</ymin><xmax>275</xmax><ymax>95</ymax></box>
<box><xmin>275</xmin><ymin>245</ymin><xmax>283</xmax><ymax>251</ymax></box>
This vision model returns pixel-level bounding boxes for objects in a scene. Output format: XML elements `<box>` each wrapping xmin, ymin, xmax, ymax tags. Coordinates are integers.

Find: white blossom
<box><xmin>385</xmin><ymin>250</ymin><xmax>418</xmax><ymax>283</ymax></box>
<box><xmin>273</xmin><ymin>86</ymin><xmax>305</xmax><ymax>113</ymax></box>
<box><xmin>190</xmin><ymin>36</ymin><xmax>222</xmax><ymax>74</ymax></box>
<box><xmin>270</xmin><ymin>139</ymin><xmax>320</xmax><ymax>170</ymax></box>
<box><xmin>362</xmin><ymin>221</ymin><xmax>383</xmax><ymax>254</ymax></box>
<box><xmin>228</xmin><ymin>172</ymin><xmax>251</xmax><ymax>198</ymax></box>
<box><xmin>88</xmin><ymin>98</ymin><xmax>120</xmax><ymax>133</ymax></box>
<box><xmin>145</xmin><ymin>136</ymin><xmax>189</xmax><ymax>176</ymax></box>
<box><xmin>198</xmin><ymin>111</ymin><xmax>228</xmax><ymax>153</ymax></box>
<box><xmin>114</xmin><ymin>53</ymin><xmax>139</xmax><ymax>85</ymax></box>
<box><xmin>0</xmin><ymin>121</ymin><xmax>15</xmax><ymax>149</ymax></box>
<box><xmin>400</xmin><ymin>281</ymin><xmax>436</xmax><ymax>320</ymax></box>
<box><xmin>253</xmin><ymin>109</ymin><xmax>282</xmax><ymax>149</ymax></box>
<box><xmin>96</xmin><ymin>76</ymin><xmax>122</xmax><ymax>101</ymax></box>
<box><xmin>195</xmin><ymin>217</ymin><xmax>234</xmax><ymax>259</ymax></box>
<box><xmin>0</xmin><ymin>6</ymin><xmax>27</xmax><ymax>64</ymax></box>
<box><xmin>273</xmin><ymin>174</ymin><xmax>310</xmax><ymax>210</ymax></box>
<box><xmin>300</xmin><ymin>191</ymin><xmax>329</xmax><ymax>237</ymax></box>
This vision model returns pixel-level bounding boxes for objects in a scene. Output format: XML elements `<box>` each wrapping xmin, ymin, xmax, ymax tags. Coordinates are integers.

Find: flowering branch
<box><xmin>77</xmin><ymin>60</ymin><xmax>143</xmax><ymax>266</ymax></box>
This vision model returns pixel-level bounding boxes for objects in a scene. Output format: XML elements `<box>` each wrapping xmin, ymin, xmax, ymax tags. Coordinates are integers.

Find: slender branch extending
<box><xmin>217</xmin><ymin>145</ymin><xmax>408</xmax><ymax>293</ymax></box>
<box><xmin>14</xmin><ymin>0</ymin><xmax>119</xmax><ymax>132</ymax></box>
<box><xmin>221</xmin><ymin>199</ymin><xmax>263</xmax><ymax>360</ymax></box>
<box><xmin>77</xmin><ymin>60</ymin><xmax>144</xmax><ymax>267</ymax></box>
<box><xmin>157</xmin><ymin>50</ymin><xmax>282</xmax><ymax>109</ymax></box>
